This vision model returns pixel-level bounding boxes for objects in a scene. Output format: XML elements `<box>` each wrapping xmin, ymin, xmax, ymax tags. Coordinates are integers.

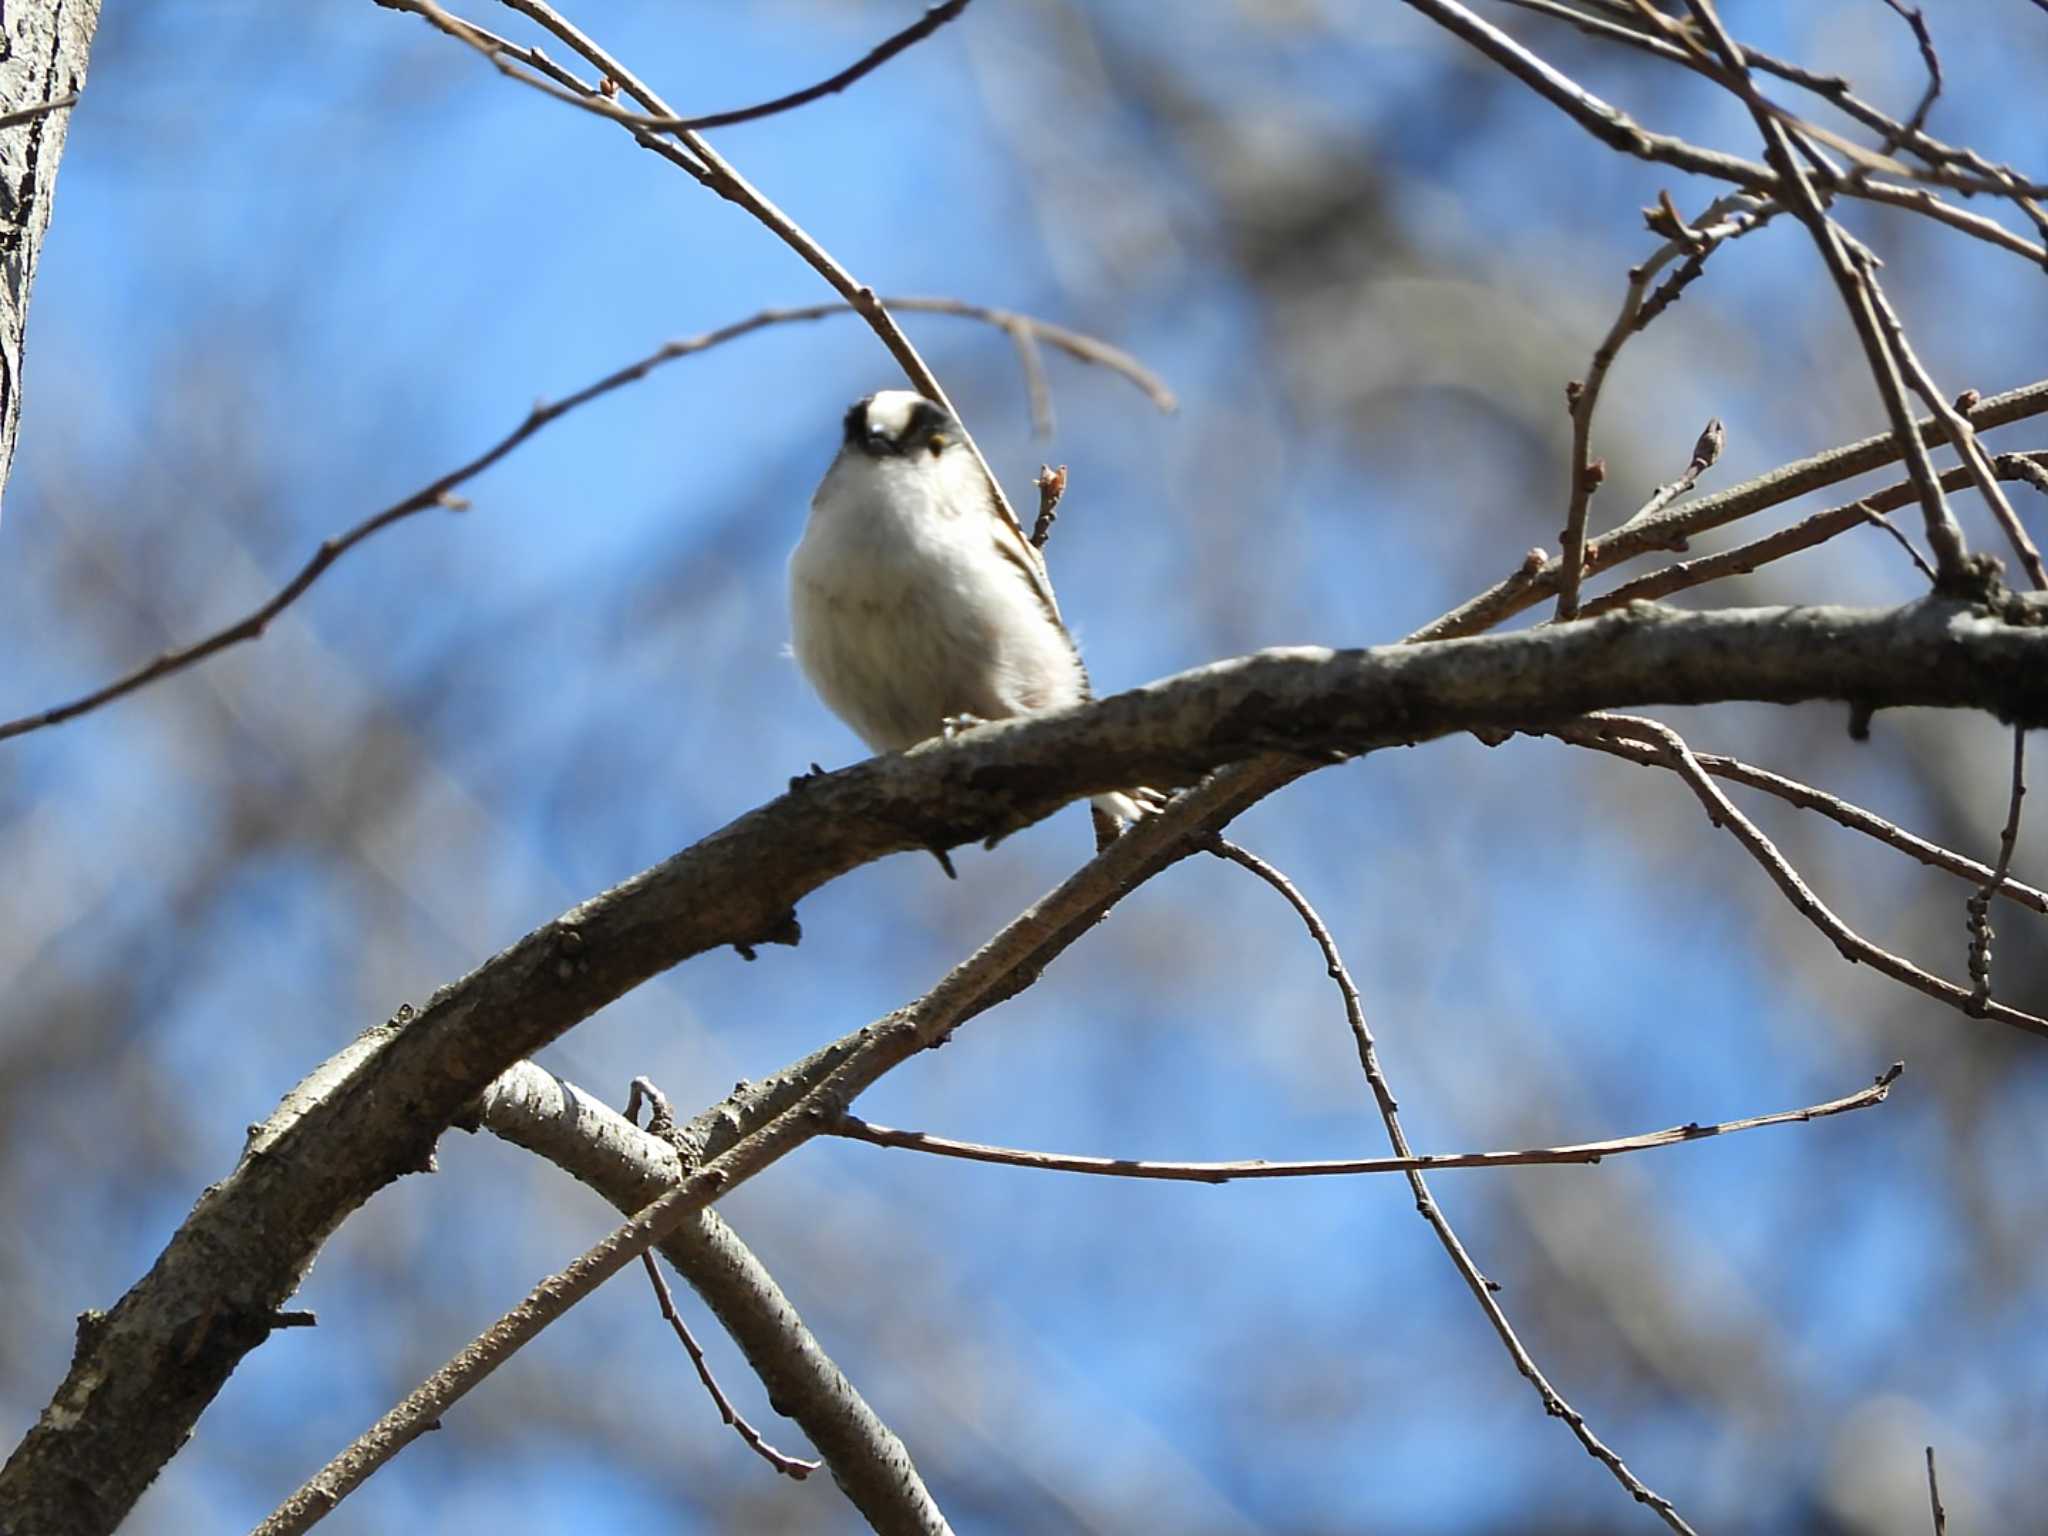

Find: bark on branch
<box><xmin>7</xmin><ymin>592</ymin><xmax>2048</xmax><ymax>1535</ymax></box>
<box><xmin>0</xmin><ymin>0</ymin><xmax>100</xmax><ymax>514</ymax></box>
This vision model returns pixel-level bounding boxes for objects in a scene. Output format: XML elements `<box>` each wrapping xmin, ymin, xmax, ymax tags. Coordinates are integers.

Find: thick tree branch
<box><xmin>12</xmin><ymin>595</ymin><xmax>2048</xmax><ymax>1534</ymax></box>
<box><xmin>474</xmin><ymin>1065</ymin><xmax>950</xmax><ymax>1534</ymax></box>
<box><xmin>0</xmin><ymin>0</ymin><xmax>101</xmax><ymax>516</ymax></box>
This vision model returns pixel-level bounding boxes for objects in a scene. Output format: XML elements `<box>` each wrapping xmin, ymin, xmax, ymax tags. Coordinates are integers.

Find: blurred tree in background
<box><xmin>3</xmin><ymin>2</ymin><xmax>2047</xmax><ymax>1533</ymax></box>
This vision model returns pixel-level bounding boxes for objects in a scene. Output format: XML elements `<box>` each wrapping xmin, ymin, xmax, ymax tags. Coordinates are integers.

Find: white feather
<box><xmin>789</xmin><ymin>396</ymin><xmax>1145</xmax><ymax>828</ymax></box>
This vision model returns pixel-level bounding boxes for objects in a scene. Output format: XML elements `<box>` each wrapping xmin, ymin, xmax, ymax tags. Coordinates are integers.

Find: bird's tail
<box><xmin>1090</xmin><ymin>787</ymin><xmax>1171</xmax><ymax>852</ymax></box>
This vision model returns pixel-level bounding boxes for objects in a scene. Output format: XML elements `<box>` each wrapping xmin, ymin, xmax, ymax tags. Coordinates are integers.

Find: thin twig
<box><xmin>1876</xmin><ymin>0</ymin><xmax>1941</xmax><ymax>150</ymax></box>
<box><xmin>1967</xmin><ymin>728</ymin><xmax>2028</xmax><ymax>1013</ymax></box>
<box><xmin>1029</xmin><ymin>464</ymin><xmax>1067</xmax><ymax>550</ymax></box>
<box><xmin>1576</xmin><ymin>451</ymin><xmax>2048</xmax><ymax>618</ymax></box>
<box><xmin>1682</xmin><ymin>0</ymin><xmax>1969</xmax><ymax>585</ymax></box>
<box><xmin>1558</xmin><ymin>715</ymin><xmax>2048</xmax><ymax>1041</ymax></box>
<box><xmin>1406</xmin><ymin>375</ymin><xmax>2048</xmax><ymax>644</ymax></box>
<box><xmin>1615</xmin><ymin>416</ymin><xmax>1726</xmax><ymax>533</ymax></box>
<box><xmin>1008</xmin><ymin>319</ymin><xmax>1054</xmax><ymax>439</ymax></box>
<box><xmin>1576</xmin><ymin>471</ymin><xmax>1961</xmax><ymax>617</ymax></box>
<box><xmin>1204</xmin><ymin>834</ymin><xmax>1700</xmax><ymax>1535</ymax></box>
<box><xmin>1497</xmin><ymin>0</ymin><xmax>2045</xmax><ymax>212</ymax></box>
<box><xmin>1853</xmin><ymin>260</ymin><xmax>2048</xmax><ymax>588</ymax></box>
<box><xmin>834</xmin><ymin>1069</ymin><xmax>1901</xmax><ymax>1182</ymax></box>
<box><xmin>1556</xmin><ymin>192</ymin><xmax>1752</xmax><ymax>620</ymax></box>
<box><xmin>480</xmin><ymin>1064</ymin><xmax>950</xmax><ymax>1532</ymax></box>
<box><xmin>483</xmin><ymin>0</ymin><xmax>1036</xmax><ymax>550</ymax></box>
<box><xmin>639</xmin><ymin>1</ymin><xmax>969</xmax><ymax>133</ymax></box>
<box><xmin>0</xmin><ymin>92</ymin><xmax>78</xmax><ymax>131</ymax></box>
<box><xmin>621</xmin><ymin>1084</ymin><xmax>819</xmax><ymax>1478</ymax></box>
<box><xmin>399</xmin><ymin>0</ymin><xmax>971</xmax><ymax>134</ymax></box>
<box><xmin>1402</xmin><ymin>0</ymin><xmax>2048</xmax><ymax>269</ymax></box>
<box><xmin>1580</xmin><ymin>736</ymin><xmax>2048</xmax><ymax>914</ymax></box>
<box><xmin>1857</xmin><ymin>504</ymin><xmax>1939</xmax><ymax>582</ymax></box>
<box><xmin>251</xmin><ymin>772</ymin><xmax>1265</xmax><ymax>1535</ymax></box>
<box><xmin>1926</xmin><ymin>1445</ymin><xmax>1947</xmax><ymax>1536</ymax></box>
<box><xmin>0</xmin><ymin>297</ymin><xmax>1166</xmax><ymax>745</ymax></box>
<box><xmin>638</xmin><ymin>1253</ymin><xmax>821</xmax><ymax>1480</ymax></box>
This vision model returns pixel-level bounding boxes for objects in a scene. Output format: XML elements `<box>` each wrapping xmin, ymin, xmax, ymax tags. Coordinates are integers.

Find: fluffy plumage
<box><xmin>789</xmin><ymin>390</ymin><xmax>1146</xmax><ymax>833</ymax></box>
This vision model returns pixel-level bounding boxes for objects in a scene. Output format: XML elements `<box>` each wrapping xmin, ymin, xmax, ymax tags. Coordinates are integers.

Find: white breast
<box><xmin>789</xmin><ymin>447</ymin><xmax>1089</xmax><ymax>753</ymax></box>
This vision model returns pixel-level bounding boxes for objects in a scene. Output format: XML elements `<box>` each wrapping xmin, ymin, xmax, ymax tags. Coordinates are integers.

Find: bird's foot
<box><xmin>940</xmin><ymin>714</ymin><xmax>988</xmax><ymax>741</ymax></box>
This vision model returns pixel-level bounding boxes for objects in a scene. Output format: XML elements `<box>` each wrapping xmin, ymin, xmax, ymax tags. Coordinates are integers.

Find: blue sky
<box><xmin>4</xmin><ymin>3</ymin><xmax>2048</xmax><ymax>1533</ymax></box>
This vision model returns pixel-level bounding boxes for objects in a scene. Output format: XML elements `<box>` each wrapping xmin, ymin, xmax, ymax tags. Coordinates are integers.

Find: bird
<box><xmin>788</xmin><ymin>389</ymin><xmax>1152</xmax><ymax>855</ymax></box>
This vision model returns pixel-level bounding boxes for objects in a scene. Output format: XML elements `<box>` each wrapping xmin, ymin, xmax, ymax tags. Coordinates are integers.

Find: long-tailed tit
<box><xmin>789</xmin><ymin>390</ymin><xmax>1149</xmax><ymax>845</ymax></box>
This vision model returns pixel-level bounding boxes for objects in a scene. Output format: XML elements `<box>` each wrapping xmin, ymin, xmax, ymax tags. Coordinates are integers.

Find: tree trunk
<box><xmin>0</xmin><ymin>0</ymin><xmax>98</xmax><ymax>517</ymax></box>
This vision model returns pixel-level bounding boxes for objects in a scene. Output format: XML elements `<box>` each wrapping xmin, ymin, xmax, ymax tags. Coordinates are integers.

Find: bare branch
<box><xmin>834</xmin><ymin>1068</ymin><xmax>1901</xmax><ymax>1181</ymax></box>
<box><xmin>639</xmin><ymin>1</ymin><xmax>970</xmax><ymax>133</ymax></box>
<box><xmin>1967</xmin><ymin>728</ymin><xmax>2028</xmax><ymax>1012</ymax></box>
<box><xmin>1682</xmin><ymin>0</ymin><xmax>1968</xmax><ymax>584</ymax></box>
<box><xmin>1927</xmin><ymin>1445</ymin><xmax>1948</xmax><ymax>1536</ymax></box>
<box><xmin>477</xmin><ymin>1066</ymin><xmax>952</xmax><ymax>1532</ymax></box>
<box><xmin>1406</xmin><ymin>0</ymin><xmax>2048</xmax><ymax>268</ymax></box>
<box><xmin>1578</xmin><ymin>736</ymin><xmax>2048</xmax><ymax>914</ymax></box>
<box><xmin>390</xmin><ymin>0</ymin><xmax>972</xmax><ymax>135</ymax></box>
<box><xmin>1206</xmin><ymin>835</ymin><xmax>1699</xmax><ymax>1534</ymax></box>
<box><xmin>253</xmin><ymin>772</ymin><xmax>1270</xmax><ymax>1534</ymax></box>
<box><xmin>1853</xmin><ymin>261</ymin><xmax>2048</xmax><ymax>588</ymax></box>
<box><xmin>25</xmin><ymin>598</ymin><xmax>2048</xmax><ymax>1532</ymax></box>
<box><xmin>479</xmin><ymin>0</ymin><xmax>1036</xmax><ymax>549</ymax></box>
<box><xmin>0</xmin><ymin>297</ymin><xmax>1167</xmax><ymax>745</ymax></box>
<box><xmin>1876</xmin><ymin>0</ymin><xmax>1941</xmax><ymax>149</ymax></box>
<box><xmin>1498</xmin><ymin>0</ymin><xmax>2046</xmax><ymax>214</ymax></box>
<box><xmin>1576</xmin><ymin>466</ymin><xmax>1978</xmax><ymax>616</ymax></box>
<box><xmin>1407</xmin><ymin>377</ymin><xmax>2048</xmax><ymax>643</ymax></box>
<box><xmin>1558</xmin><ymin>715</ymin><xmax>2048</xmax><ymax>1039</ymax></box>
<box><xmin>1029</xmin><ymin>464</ymin><xmax>1067</xmax><ymax>550</ymax></box>
<box><xmin>637</xmin><ymin>1254</ymin><xmax>820</xmax><ymax>1480</ymax></box>
<box><xmin>1557</xmin><ymin>205</ymin><xmax>1747</xmax><ymax>620</ymax></box>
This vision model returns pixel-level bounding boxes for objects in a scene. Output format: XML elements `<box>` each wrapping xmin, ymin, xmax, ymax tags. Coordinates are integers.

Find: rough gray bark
<box><xmin>0</xmin><ymin>0</ymin><xmax>97</xmax><ymax>513</ymax></box>
<box><xmin>6</xmin><ymin>593</ymin><xmax>2048</xmax><ymax>1536</ymax></box>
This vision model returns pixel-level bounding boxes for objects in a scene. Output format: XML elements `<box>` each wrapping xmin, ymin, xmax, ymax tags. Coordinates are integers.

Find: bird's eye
<box><xmin>926</xmin><ymin>434</ymin><xmax>948</xmax><ymax>457</ymax></box>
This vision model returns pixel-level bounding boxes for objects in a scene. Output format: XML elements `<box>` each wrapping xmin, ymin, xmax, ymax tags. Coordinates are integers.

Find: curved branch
<box><xmin>642</xmin><ymin>1</ymin><xmax>970</xmax><ymax>133</ymax></box>
<box><xmin>11</xmin><ymin>594</ymin><xmax>2048</xmax><ymax>1534</ymax></box>
<box><xmin>0</xmin><ymin>297</ymin><xmax>1168</xmax><ymax>745</ymax></box>
<box><xmin>475</xmin><ymin>1065</ymin><xmax>950</xmax><ymax>1534</ymax></box>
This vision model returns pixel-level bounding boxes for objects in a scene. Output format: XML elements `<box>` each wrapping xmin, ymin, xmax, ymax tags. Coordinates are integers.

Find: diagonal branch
<box><xmin>1556</xmin><ymin>714</ymin><xmax>2048</xmax><ymax>1038</ymax></box>
<box><xmin>17</xmin><ymin>597</ymin><xmax>2048</xmax><ymax>1535</ymax></box>
<box><xmin>472</xmin><ymin>0</ymin><xmax>1037</xmax><ymax>547</ymax></box>
<box><xmin>1407</xmin><ymin>378</ymin><xmax>2048</xmax><ymax>643</ymax></box>
<box><xmin>1576</xmin><ymin>737</ymin><xmax>2048</xmax><ymax>915</ymax></box>
<box><xmin>252</xmin><ymin>769</ymin><xmax>1264</xmax><ymax>1534</ymax></box>
<box><xmin>469</xmin><ymin>1065</ymin><xmax>951</xmax><ymax>1528</ymax></box>
<box><xmin>1680</xmin><ymin>0</ymin><xmax>1968</xmax><ymax>583</ymax></box>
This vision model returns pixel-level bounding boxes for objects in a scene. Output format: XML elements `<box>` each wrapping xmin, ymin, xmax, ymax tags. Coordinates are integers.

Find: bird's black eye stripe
<box><xmin>843</xmin><ymin>398</ymin><xmax>873</xmax><ymax>447</ymax></box>
<box><xmin>845</xmin><ymin>395</ymin><xmax>957</xmax><ymax>457</ymax></box>
<box><xmin>904</xmin><ymin>400</ymin><xmax>949</xmax><ymax>442</ymax></box>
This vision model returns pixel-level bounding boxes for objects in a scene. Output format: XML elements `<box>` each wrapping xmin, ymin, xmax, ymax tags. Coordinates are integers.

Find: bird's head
<box><xmin>844</xmin><ymin>390</ymin><xmax>960</xmax><ymax>462</ymax></box>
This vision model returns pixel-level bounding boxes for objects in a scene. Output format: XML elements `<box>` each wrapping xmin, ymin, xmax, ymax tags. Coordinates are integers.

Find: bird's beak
<box><xmin>865</xmin><ymin>429</ymin><xmax>895</xmax><ymax>456</ymax></box>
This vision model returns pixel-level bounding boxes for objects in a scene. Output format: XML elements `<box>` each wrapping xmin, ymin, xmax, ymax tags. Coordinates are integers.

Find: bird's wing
<box><xmin>983</xmin><ymin>474</ymin><xmax>1068</xmax><ymax>628</ymax></box>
